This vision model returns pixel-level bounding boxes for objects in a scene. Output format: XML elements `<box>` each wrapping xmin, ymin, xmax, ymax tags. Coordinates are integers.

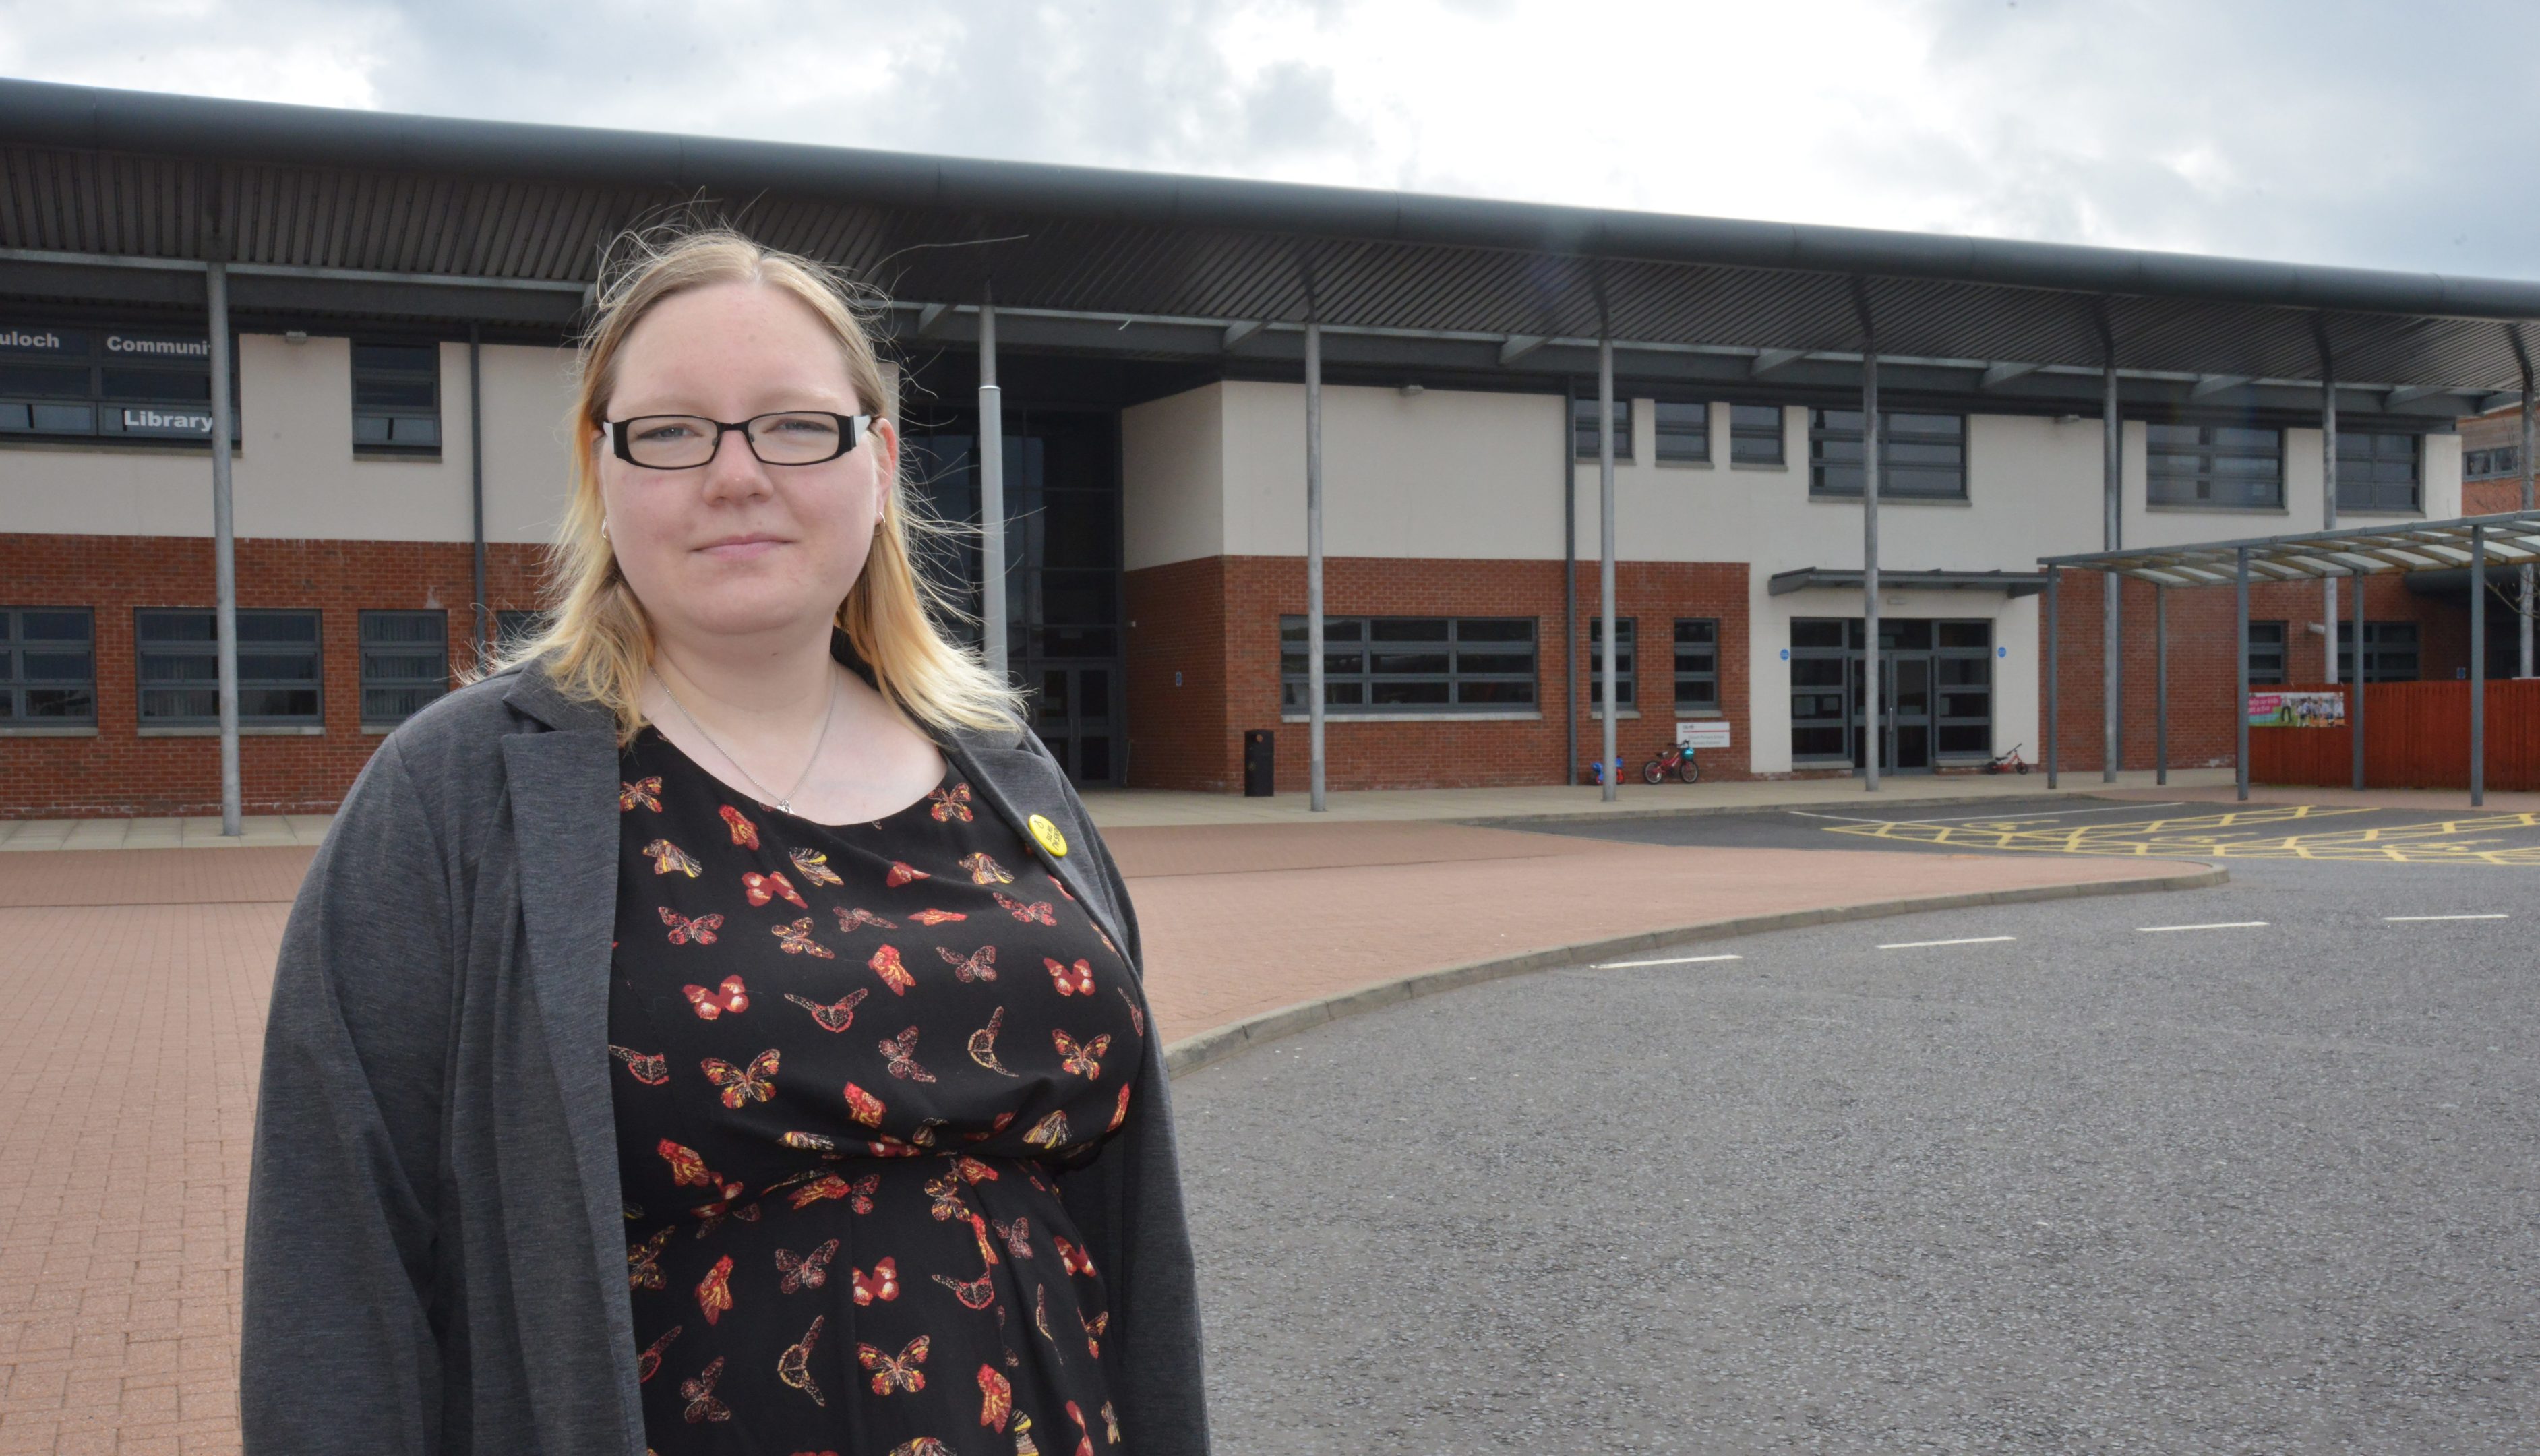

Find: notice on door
<box><xmin>2247</xmin><ymin>690</ymin><xmax>2346</xmax><ymax>728</ymax></box>
<box><xmin>1676</xmin><ymin>719</ymin><xmax>1732</xmax><ymax>748</ymax></box>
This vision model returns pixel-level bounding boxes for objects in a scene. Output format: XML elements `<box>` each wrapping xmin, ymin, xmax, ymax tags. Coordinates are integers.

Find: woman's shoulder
<box><xmin>367</xmin><ymin>663</ymin><xmax>578</xmax><ymax>804</ymax></box>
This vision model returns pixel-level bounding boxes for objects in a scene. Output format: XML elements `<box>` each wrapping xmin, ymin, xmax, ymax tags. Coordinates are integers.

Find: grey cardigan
<box><xmin>240</xmin><ymin>631</ymin><xmax>1211</xmax><ymax>1455</ymax></box>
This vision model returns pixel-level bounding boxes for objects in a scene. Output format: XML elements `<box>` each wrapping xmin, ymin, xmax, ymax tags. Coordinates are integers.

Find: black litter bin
<box><xmin>1243</xmin><ymin>729</ymin><xmax>1275</xmax><ymax>797</ymax></box>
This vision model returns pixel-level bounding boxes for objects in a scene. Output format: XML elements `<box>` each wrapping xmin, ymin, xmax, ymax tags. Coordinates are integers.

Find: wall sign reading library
<box><xmin>0</xmin><ymin>322</ymin><xmax>234</xmax><ymax>440</ymax></box>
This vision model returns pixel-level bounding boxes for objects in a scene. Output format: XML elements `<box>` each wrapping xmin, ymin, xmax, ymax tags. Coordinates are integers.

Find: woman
<box><xmin>241</xmin><ymin>230</ymin><xmax>1211</xmax><ymax>1456</ymax></box>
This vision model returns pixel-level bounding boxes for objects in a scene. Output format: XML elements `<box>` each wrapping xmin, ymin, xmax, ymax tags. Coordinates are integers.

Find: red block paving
<box><xmin>0</xmin><ymin>826</ymin><xmax>2201</xmax><ymax>1454</ymax></box>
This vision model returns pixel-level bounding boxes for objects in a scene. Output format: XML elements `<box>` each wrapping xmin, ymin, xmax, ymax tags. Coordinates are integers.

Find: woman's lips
<box><xmin>700</xmin><ymin>539</ymin><xmax>784</xmax><ymax>559</ymax></box>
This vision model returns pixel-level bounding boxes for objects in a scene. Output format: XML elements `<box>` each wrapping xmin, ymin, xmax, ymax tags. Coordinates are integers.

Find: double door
<box><xmin>1030</xmin><ymin>663</ymin><xmax>1116</xmax><ymax>785</ymax></box>
<box><xmin>1850</xmin><ymin>651</ymin><xmax>1933</xmax><ymax>772</ymax></box>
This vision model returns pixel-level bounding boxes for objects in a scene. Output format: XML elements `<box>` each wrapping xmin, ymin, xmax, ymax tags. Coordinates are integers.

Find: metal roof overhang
<box><xmin>3</xmin><ymin>79</ymin><xmax>2540</xmax><ymax>417</ymax></box>
<box><xmin>1770</xmin><ymin>568</ymin><xmax>2048</xmax><ymax>597</ymax></box>
<box><xmin>2036</xmin><ymin>510</ymin><xmax>2540</xmax><ymax>588</ymax></box>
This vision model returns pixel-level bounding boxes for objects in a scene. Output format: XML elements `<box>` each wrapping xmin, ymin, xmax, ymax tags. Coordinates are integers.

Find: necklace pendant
<box><xmin>774</xmin><ymin>799</ymin><xmax>791</xmax><ymax>814</ymax></box>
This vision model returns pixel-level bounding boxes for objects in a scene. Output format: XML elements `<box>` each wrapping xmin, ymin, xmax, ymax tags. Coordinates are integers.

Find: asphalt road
<box><xmin>1171</xmin><ymin>836</ymin><xmax>2538</xmax><ymax>1454</ymax></box>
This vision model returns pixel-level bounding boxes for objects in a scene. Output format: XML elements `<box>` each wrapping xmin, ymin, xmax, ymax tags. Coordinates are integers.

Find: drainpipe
<box><xmin>208</xmin><ymin>257</ymin><xmax>241</xmax><ymax>837</ymax></box>
<box><xmin>469</xmin><ymin>322</ymin><xmax>487</xmax><ymax>671</ymax></box>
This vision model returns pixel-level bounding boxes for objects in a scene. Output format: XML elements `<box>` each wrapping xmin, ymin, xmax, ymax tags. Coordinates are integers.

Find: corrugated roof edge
<box><xmin>5</xmin><ymin>76</ymin><xmax>2540</xmax><ymax>322</ymax></box>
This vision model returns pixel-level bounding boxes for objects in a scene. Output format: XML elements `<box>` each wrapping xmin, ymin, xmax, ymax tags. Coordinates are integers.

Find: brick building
<box><xmin>3</xmin><ymin>80</ymin><xmax>2533</xmax><ymax>818</ymax></box>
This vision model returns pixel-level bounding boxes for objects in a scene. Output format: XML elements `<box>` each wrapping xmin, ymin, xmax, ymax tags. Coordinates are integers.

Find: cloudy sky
<box><xmin>0</xmin><ymin>0</ymin><xmax>2525</xmax><ymax>278</ymax></box>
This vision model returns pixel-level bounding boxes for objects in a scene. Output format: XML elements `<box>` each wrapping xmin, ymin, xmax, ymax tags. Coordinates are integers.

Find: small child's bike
<box><xmin>1984</xmin><ymin>742</ymin><xmax>2032</xmax><ymax>775</ymax></box>
<box><xmin>1641</xmin><ymin>741</ymin><xmax>1703</xmax><ymax>785</ymax></box>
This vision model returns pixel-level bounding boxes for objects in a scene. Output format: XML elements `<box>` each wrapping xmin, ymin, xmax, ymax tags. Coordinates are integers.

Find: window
<box><xmin>2465</xmin><ymin>444</ymin><xmax>2521</xmax><ymax>481</ymax></box>
<box><xmin>2245</xmin><ymin>621</ymin><xmax>2287</xmax><ymax>686</ymax></box>
<box><xmin>2336</xmin><ymin>430</ymin><xmax>2420</xmax><ymax>514</ymax></box>
<box><xmin>1809</xmin><ymin>410</ymin><xmax>1966</xmax><ymax>499</ymax></box>
<box><xmin>1653</xmin><ymin>401</ymin><xmax>1710</xmax><ymax>464</ymax></box>
<box><xmin>0</xmin><ymin>322</ymin><xmax>234</xmax><ymax>442</ymax></box>
<box><xmin>135</xmin><ymin>608</ymin><xmax>322</xmax><ymax>725</ymax></box>
<box><xmin>1279</xmin><ymin>615</ymin><xmax>1536</xmax><ymax>714</ymax></box>
<box><xmin>2147</xmin><ymin>423</ymin><xmax>2282</xmax><ymax>508</ymax></box>
<box><xmin>1672</xmin><ymin>619</ymin><xmax>1719</xmax><ymax>710</ymax></box>
<box><xmin>352</xmin><ymin>342</ymin><xmax>441</xmax><ymax>453</ymax></box>
<box><xmin>1585</xmin><ymin>616</ymin><xmax>1635</xmax><ymax>709</ymax></box>
<box><xmin>1935</xmin><ymin>619</ymin><xmax>1993</xmax><ymax>758</ymax></box>
<box><xmin>360</xmin><ymin>610</ymin><xmax>448</xmax><ymax>725</ymax></box>
<box><xmin>2336</xmin><ymin>621</ymin><xmax>2420</xmax><ymax>683</ymax></box>
<box><xmin>1730</xmin><ymin>404</ymin><xmax>1786</xmax><ymax>465</ymax></box>
<box><xmin>1789</xmin><ymin>618</ymin><xmax>1853</xmax><ymax>762</ymax></box>
<box><xmin>0</xmin><ymin>607</ymin><xmax>95</xmax><ymax>724</ymax></box>
<box><xmin>1572</xmin><ymin>392</ymin><xmax>1633</xmax><ymax>461</ymax></box>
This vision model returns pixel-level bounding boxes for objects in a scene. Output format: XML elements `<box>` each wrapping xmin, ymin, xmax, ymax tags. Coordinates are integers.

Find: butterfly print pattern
<box><xmin>609</xmin><ymin>722</ymin><xmax>1145</xmax><ymax>1452</ymax></box>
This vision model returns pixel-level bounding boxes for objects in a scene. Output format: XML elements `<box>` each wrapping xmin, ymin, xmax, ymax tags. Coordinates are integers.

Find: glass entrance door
<box><xmin>1886</xmin><ymin>654</ymin><xmax>1933</xmax><ymax>770</ymax></box>
<box><xmin>1032</xmin><ymin>665</ymin><xmax>1116</xmax><ymax>785</ymax></box>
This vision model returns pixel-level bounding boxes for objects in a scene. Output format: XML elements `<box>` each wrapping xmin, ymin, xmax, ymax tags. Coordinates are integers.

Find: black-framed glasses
<box><xmin>604</xmin><ymin>411</ymin><xmax>875</xmax><ymax>469</ymax></box>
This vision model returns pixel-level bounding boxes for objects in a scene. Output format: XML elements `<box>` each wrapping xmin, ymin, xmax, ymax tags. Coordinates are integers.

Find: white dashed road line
<box><xmin>2382</xmin><ymin>914</ymin><xmax>2510</xmax><ymax>922</ymax></box>
<box><xmin>1877</xmin><ymin>936</ymin><xmax>2018</xmax><ymax>950</ymax></box>
<box><xmin>2139</xmin><ymin>921</ymin><xmax>2270</xmax><ymax>933</ymax></box>
<box><xmin>1592</xmin><ymin>952</ymin><xmax>1745</xmax><ymax>969</ymax></box>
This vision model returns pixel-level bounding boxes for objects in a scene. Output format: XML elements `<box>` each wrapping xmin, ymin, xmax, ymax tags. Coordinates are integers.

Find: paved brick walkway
<box><xmin>0</xmin><ymin>824</ymin><xmax>2205</xmax><ymax>1454</ymax></box>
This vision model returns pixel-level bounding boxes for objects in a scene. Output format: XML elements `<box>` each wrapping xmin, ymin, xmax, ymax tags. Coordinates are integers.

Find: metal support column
<box><xmin>2103</xmin><ymin>363</ymin><xmax>2120</xmax><ymax>782</ymax></box>
<box><xmin>2351</xmin><ymin>564</ymin><xmax>2366</xmax><ymax>791</ymax></box>
<box><xmin>2154</xmin><ymin>582</ymin><xmax>2168</xmax><ymax>787</ymax></box>
<box><xmin>1597</xmin><ymin>337</ymin><xmax>1618</xmax><ymax>803</ymax></box>
<box><xmin>468</xmin><ymin>322</ymin><xmax>487</xmax><ymax>671</ymax></box>
<box><xmin>2322</xmin><ymin>374</ymin><xmax>2339</xmax><ymax>684</ymax></box>
<box><xmin>2471</xmin><ymin>524</ymin><xmax>2487</xmax><ymax>808</ymax></box>
<box><xmin>977</xmin><ymin>290</ymin><xmax>1008</xmax><ymax>687</ymax></box>
<box><xmin>1306</xmin><ymin>320</ymin><xmax>1327</xmax><ymax>812</ymax></box>
<box><xmin>208</xmin><ymin>260</ymin><xmax>241</xmax><ymax>837</ymax></box>
<box><xmin>1862</xmin><ymin>351</ymin><xmax>1881</xmax><ymax>792</ymax></box>
<box><xmin>2045</xmin><ymin>566</ymin><xmax>2059</xmax><ymax>790</ymax></box>
<box><xmin>2522</xmin><ymin>357</ymin><xmax>2535</xmax><ymax>678</ymax></box>
<box><xmin>2235</xmin><ymin>547</ymin><xmax>2251</xmax><ymax>803</ymax></box>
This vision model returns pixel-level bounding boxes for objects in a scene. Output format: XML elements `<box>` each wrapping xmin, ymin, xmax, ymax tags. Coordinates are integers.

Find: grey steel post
<box><xmin>2351</xmin><ymin>560</ymin><xmax>2366</xmax><ymax>791</ymax></box>
<box><xmin>2103</xmin><ymin>363</ymin><xmax>2120</xmax><ymax>781</ymax></box>
<box><xmin>1562</xmin><ymin>378</ymin><xmax>1578</xmax><ymax>785</ymax></box>
<box><xmin>2471</xmin><ymin>524</ymin><xmax>2487</xmax><ymax>808</ymax></box>
<box><xmin>2322</xmin><ymin>373</ymin><xmax>2339</xmax><ymax>684</ymax></box>
<box><xmin>2235</xmin><ymin>546</ymin><xmax>2251</xmax><ymax>803</ymax></box>
<box><xmin>977</xmin><ymin>290</ymin><xmax>1008</xmax><ymax>686</ymax></box>
<box><xmin>1862</xmin><ymin>351</ymin><xmax>1881</xmax><ymax>791</ymax></box>
<box><xmin>2522</xmin><ymin>357</ymin><xmax>2535</xmax><ymax>678</ymax></box>
<box><xmin>1306</xmin><ymin>320</ymin><xmax>1326</xmax><ymax>812</ymax></box>
<box><xmin>208</xmin><ymin>260</ymin><xmax>241</xmax><ymax>837</ymax></box>
<box><xmin>2154</xmin><ymin>581</ymin><xmax>2168</xmax><ymax>786</ymax></box>
<box><xmin>2045</xmin><ymin>566</ymin><xmax>2059</xmax><ymax>790</ymax></box>
<box><xmin>469</xmin><ymin>322</ymin><xmax>487</xmax><ymax>671</ymax></box>
<box><xmin>1598</xmin><ymin>336</ymin><xmax>1617</xmax><ymax>803</ymax></box>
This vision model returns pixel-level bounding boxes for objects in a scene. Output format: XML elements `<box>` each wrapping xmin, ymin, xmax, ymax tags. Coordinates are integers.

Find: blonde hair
<box><xmin>473</xmin><ymin>227</ymin><xmax>1023</xmax><ymax>747</ymax></box>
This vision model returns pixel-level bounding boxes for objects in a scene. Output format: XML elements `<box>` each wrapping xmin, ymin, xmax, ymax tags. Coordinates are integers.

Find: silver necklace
<box><xmin>654</xmin><ymin>664</ymin><xmax>839</xmax><ymax>815</ymax></box>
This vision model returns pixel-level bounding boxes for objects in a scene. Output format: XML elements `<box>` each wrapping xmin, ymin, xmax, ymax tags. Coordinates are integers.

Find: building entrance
<box><xmin>1792</xmin><ymin>617</ymin><xmax>1995</xmax><ymax>775</ymax></box>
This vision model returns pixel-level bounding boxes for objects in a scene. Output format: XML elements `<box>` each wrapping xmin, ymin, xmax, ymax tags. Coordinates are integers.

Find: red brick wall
<box><xmin>2043</xmin><ymin>569</ymin><xmax>2469</xmax><ymax>774</ymax></box>
<box><xmin>1</xmin><ymin>533</ymin><xmax>551</xmax><ymax>819</ymax></box>
<box><xmin>2467</xmin><ymin>478</ymin><xmax>2531</xmax><ymax>515</ymax></box>
<box><xmin>1122</xmin><ymin>553</ymin><xmax>1751</xmax><ymax>792</ymax></box>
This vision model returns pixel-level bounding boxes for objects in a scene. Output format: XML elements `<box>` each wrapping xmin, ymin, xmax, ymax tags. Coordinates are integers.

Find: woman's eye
<box><xmin>769</xmin><ymin>417</ymin><xmax>835</xmax><ymax>435</ymax></box>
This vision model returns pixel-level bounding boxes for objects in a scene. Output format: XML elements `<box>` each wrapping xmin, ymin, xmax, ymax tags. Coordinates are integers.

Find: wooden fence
<box><xmin>2250</xmin><ymin>679</ymin><xmax>2540</xmax><ymax>791</ymax></box>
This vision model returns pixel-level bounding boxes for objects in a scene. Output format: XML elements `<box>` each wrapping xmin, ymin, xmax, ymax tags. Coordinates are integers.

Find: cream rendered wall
<box><xmin>1121</xmin><ymin>382</ymin><xmax>1227</xmax><ymax>570</ymax></box>
<box><xmin>477</xmin><ymin>342</ymin><xmax>579</xmax><ymax>544</ymax></box>
<box><xmin>1217</xmin><ymin>380</ymin><xmax>1564</xmax><ymax>559</ymax></box>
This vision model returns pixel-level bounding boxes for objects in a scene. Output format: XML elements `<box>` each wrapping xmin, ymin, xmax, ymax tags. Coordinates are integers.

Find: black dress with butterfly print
<box><xmin>609</xmin><ymin>723</ymin><xmax>1147</xmax><ymax>1456</ymax></box>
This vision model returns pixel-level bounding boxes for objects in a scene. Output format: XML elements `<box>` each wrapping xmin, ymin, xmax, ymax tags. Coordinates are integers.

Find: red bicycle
<box><xmin>1985</xmin><ymin>742</ymin><xmax>2032</xmax><ymax>775</ymax></box>
<box><xmin>1641</xmin><ymin>741</ymin><xmax>1703</xmax><ymax>784</ymax></box>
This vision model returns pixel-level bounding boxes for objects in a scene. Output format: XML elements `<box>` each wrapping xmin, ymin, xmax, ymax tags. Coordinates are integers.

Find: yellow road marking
<box><xmin>1822</xmin><ymin>807</ymin><xmax>2540</xmax><ymax>866</ymax></box>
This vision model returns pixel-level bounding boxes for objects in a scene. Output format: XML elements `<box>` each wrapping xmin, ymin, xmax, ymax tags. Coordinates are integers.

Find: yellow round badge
<box><xmin>1027</xmin><ymin>812</ymin><xmax>1069</xmax><ymax>859</ymax></box>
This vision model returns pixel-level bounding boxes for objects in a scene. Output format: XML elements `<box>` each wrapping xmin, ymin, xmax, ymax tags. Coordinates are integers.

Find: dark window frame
<box><xmin>2147</xmin><ymin>423</ymin><xmax>2285</xmax><ymax>509</ymax></box>
<box><xmin>1672</xmin><ymin>617</ymin><xmax>1720</xmax><ymax>712</ymax></box>
<box><xmin>1934</xmin><ymin>619</ymin><xmax>1994</xmax><ymax>760</ymax></box>
<box><xmin>1279</xmin><ymin>614</ymin><xmax>1538</xmax><ymax>716</ymax></box>
<box><xmin>135</xmin><ymin>607</ymin><xmax>323</xmax><ymax>726</ymax></box>
<box><xmin>2336</xmin><ymin>621</ymin><xmax>2420</xmax><ymax>683</ymax></box>
<box><xmin>2465</xmin><ymin>444</ymin><xmax>2521</xmax><ymax>481</ymax></box>
<box><xmin>0</xmin><ymin>321</ymin><xmax>239</xmax><ymax>444</ymax></box>
<box><xmin>0</xmin><ymin>606</ymin><xmax>97</xmax><ymax>725</ymax></box>
<box><xmin>1585</xmin><ymin>615</ymin><xmax>1636</xmax><ymax>710</ymax></box>
<box><xmin>1571</xmin><ymin>393</ymin><xmax>1634</xmax><ymax>462</ymax></box>
<box><xmin>351</xmin><ymin>340</ymin><xmax>444</xmax><ymax>456</ymax></box>
<box><xmin>2335</xmin><ymin>429</ymin><xmax>2421</xmax><ymax>514</ymax></box>
<box><xmin>1730</xmin><ymin>403</ymin><xmax>1786</xmax><ymax>465</ymax></box>
<box><xmin>1808</xmin><ymin>409</ymin><xmax>1967</xmax><ymax>500</ymax></box>
<box><xmin>359</xmin><ymin>609</ymin><xmax>449</xmax><ymax>726</ymax></box>
<box><xmin>2245</xmin><ymin>619</ymin><xmax>2288</xmax><ymax>686</ymax></box>
<box><xmin>1652</xmin><ymin>400</ymin><xmax>1711</xmax><ymax>464</ymax></box>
